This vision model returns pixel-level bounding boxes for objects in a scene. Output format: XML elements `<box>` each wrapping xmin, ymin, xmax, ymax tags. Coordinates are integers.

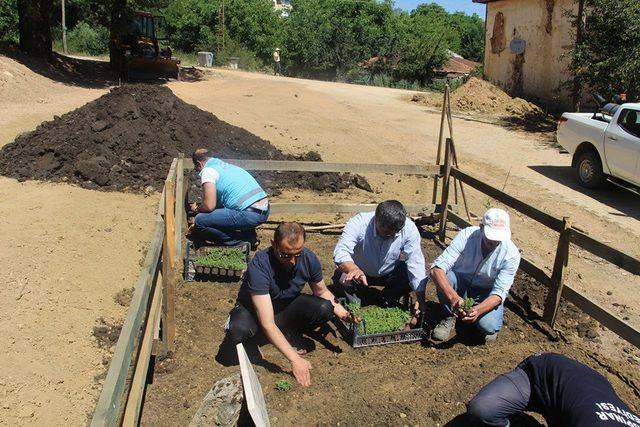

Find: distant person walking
<box><xmin>273</xmin><ymin>48</ymin><xmax>282</xmax><ymax>76</ymax></box>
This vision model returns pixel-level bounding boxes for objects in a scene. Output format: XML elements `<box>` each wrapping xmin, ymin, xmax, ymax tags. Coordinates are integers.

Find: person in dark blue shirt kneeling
<box><xmin>466</xmin><ymin>352</ymin><xmax>639</xmax><ymax>427</ymax></box>
<box><xmin>217</xmin><ymin>222</ymin><xmax>353</xmax><ymax>387</ymax></box>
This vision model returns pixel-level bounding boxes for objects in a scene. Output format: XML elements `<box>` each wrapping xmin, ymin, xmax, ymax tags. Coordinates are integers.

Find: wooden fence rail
<box><xmin>92</xmin><ymin>157</ymin><xmax>183</xmax><ymax>427</ymax></box>
<box><xmin>185</xmin><ymin>158</ymin><xmax>440</xmax><ymax>176</ymax></box>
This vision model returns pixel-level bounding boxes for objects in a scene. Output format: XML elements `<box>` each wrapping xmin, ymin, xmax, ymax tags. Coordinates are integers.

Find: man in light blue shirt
<box><xmin>332</xmin><ymin>200</ymin><xmax>427</xmax><ymax>316</ymax></box>
<box><xmin>189</xmin><ymin>148</ymin><xmax>269</xmax><ymax>249</ymax></box>
<box><xmin>430</xmin><ymin>208</ymin><xmax>520</xmax><ymax>342</ymax></box>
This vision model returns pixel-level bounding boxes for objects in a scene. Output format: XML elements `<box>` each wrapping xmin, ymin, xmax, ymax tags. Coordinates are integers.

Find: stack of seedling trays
<box><xmin>184</xmin><ymin>243</ymin><xmax>249</xmax><ymax>282</ymax></box>
<box><xmin>334</xmin><ymin>299</ymin><xmax>425</xmax><ymax>348</ymax></box>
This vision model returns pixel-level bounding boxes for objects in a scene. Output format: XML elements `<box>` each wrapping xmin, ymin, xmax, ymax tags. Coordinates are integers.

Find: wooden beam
<box><xmin>438</xmin><ymin>139</ymin><xmax>453</xmax><ymax>241</ymax></box>
<box><xmin>173</xmin><ymin>156</ymin><xmax>185</xmax><ymax>267</ymax></box>
<box><xmin>543</xmin><ymin>217</ymin><xmax>572</xmax><ymax>326</ymax></box>
<box><xmin>164</xmin><ymin>159</ymin><xmax>178</xmax><ymax>268</ymax></box>
<box><xmin>122</xmin><ymin>267</ymin><xmax>163</xmax><ymax>426</ymax></box>
<box><xmin>562</xmin><ymin>284</ymin><xmax>640</xmax><ymax>348</ymax></box>
<box><xmin>568</xmin><ymin>228</ymin><xmax>640</xmax><ymax>276</ymax></box>
<box><xmin>451</xmin><ymin>168</ymin><xmax>565</xmax><ymax>232</ymax></box>
<box><xmin>161</xmin><ymin>240</ymin><xmax>176</xmax><ymax>353</ymax></box>
<box><xmin>185</xmin><ymin>158</ymin><xmax>439</xmax><ymax>176</ymax></box>
<box><xmin>91</xmin><ymin>218</ymin><xmax>164</xmax><ymax>427</ymax></box>
<box><xmin>269</xmin><ymin>203</ymin><xmax>445</xmax><ymax>216</ymax></box>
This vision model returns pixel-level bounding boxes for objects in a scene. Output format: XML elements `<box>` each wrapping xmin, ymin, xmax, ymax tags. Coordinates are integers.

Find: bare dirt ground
<box><xmin>1</xmin><ymin>55</ymin><xmax>638</xmax><ymax>425</ymax></box>
<box><xmin>0</xmin><ymin>54</ymin><xmax>157</xmax><ymax>425</ymax></box>
<box><xmin>141</xmin><ymin>231</ymin><xmax>640</xmax><ymax>426</ymax></box>
<box><xmin>168</xmin><ymin>69</ymin><xmax>640</xmax><ymax>338</ymax></box>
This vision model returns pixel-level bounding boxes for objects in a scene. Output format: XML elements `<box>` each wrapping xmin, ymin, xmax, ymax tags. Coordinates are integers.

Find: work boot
<box><xmin>431</xmin><ymin>316</ymin><xmax>455</xmax><ymax>341</ymax></box>
<box><xmin>483</xmin><ymin>332</ymin><xmax>498</xmax><ymax>343</ymax></box>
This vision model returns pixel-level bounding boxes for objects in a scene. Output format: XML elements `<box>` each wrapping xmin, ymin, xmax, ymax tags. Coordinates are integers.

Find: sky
<box><xmin>395</xmin><ymin>0</ymin><xmax>486</xmax><ymax>17</ymax></box>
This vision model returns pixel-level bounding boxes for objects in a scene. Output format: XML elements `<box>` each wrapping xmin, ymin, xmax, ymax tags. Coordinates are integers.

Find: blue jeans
<box><xmin>466</xmin><ymin>366</ymin><xmax>531</xmax><ymax>426</ymax></box>
<box><xmin>194</xmin><ymin>208</ymin><xmax>268</xmax><ymax>246</ymax></box>
<box><xmin>437</xmin><ymin>271</ymin><xmax>504</xmax><ymax>335</ymax></box>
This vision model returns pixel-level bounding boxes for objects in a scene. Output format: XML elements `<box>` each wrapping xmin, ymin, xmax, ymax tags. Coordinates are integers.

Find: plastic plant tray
<box><xmin>333</xmin><ymin>299</ymin><xmax>425</xmax><ymax>348</ymax></box>
<box><xmin>184</xmin><ymin>242</ymin><xmax>248</xmax><ymax>282</ymax></box>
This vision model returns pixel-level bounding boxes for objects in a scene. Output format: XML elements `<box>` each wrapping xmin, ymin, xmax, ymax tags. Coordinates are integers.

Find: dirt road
<box><xmin>169</xmin><ymin>69</ymin><xmax>640</xmax><ymax>333</ymax></box>
<box><xmin>0</xmin><ymin>55</ymin><xmax>156</xmax><ymax>425</ymax></box>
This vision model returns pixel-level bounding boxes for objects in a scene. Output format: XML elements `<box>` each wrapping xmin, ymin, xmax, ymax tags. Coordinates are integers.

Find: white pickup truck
<box><xmin>556</xmin><ymin>103</ymin><xmax>640</xmax><ymax>189</ymax></box>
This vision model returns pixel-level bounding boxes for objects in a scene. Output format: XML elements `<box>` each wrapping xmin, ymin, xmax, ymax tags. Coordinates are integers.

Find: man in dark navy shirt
<box><xmin>466</xmin><ymin>353</ymin><xmax>639</xmax><ymax>426</ymax></box>
<box><xmin>217</xmin><ymin>222</ymin><xmax>352</xmax><ymax>387</ymax></box>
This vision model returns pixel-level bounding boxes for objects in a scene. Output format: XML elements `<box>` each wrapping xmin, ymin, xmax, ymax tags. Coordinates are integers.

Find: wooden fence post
<box><xmin>543</xmin><ymin>217</ymin><xmax>572</xmax><ymax>327</ymax></box>
<box><xmin>162</xmin><ymin>164</ymin><xmax>177</xmax><ymax>352</ymax></box>
<box><xmin>432</xmin><ymin>86</ymin><xmax>450</xmax><ymax>205</ymax></box>
<box><xmin>438</xmin><ymin>138</ymin><xmax>453</xmax><ymax>241</ymax></box>
<box><xmin>173</xmin><ymin>154</ymin><xmax>185</xmax><ymax>268</ymax></box>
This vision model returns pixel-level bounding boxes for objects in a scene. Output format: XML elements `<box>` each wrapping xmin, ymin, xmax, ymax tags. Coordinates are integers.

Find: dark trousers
<box><xmin>216</xmin><ymin>294</ymin><xmax>334</xmax><ymax>365</ymax></box>
<box><xmin>330</xmin><ymin>262</ymin><xmax>411</xmax><ymax>308</ymax></box>
<box><xmin>466</xmin><ymin>366</ymin><xmax>532</xmax><ymax>427</ymax></box>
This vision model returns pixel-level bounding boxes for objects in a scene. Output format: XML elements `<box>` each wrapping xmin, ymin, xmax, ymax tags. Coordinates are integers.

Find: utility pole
<box><xmin>217</xmin><ymin>0</ymin><xmax>225</xmax><ymax>55</ymax></box>
<box><xmin>61</xmin><ymin>0</ymin><xmax>68</xmax><ymax>53</ymax></box>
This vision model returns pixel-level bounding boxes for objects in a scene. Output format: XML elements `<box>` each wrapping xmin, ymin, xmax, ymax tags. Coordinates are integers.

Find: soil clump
<box><xmin>412</xmin><ymin>77</ymin><xmax>543</xmax><ymax>116</ymax></box>
<box><xmin>0</xmin><ymin>84</ymin><xmax>370</xmax><ymax>195</ymax></box>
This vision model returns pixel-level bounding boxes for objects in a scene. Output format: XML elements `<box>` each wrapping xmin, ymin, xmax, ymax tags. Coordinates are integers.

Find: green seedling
<box><xmin>275</xmin><ymin>379</ymin><xmax>292</xmax><ymax>392</ymax></box>
<box><xmin>193</xmin><ymin>248</ymin><xmax>247</xmax><ymax>271</ymax></box>
<box><xmin>462</xmin><ymin>296</ymin><xmax>475</xmax><ymax>315</ymax></box>
<box><xmin>346</xmin><ymin>302</ymin><xmax>411</xmax><ymax>335</ymax></box>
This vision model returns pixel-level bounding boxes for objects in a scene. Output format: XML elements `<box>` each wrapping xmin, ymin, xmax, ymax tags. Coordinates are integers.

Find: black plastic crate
<box><xmin>333</xmin><ymin>299</ymin><xmax>425</xmax><ymax>348</ymax></box>
<box><xmin>184</xmin><ymin>242</ymin><xmax>249</xmax><ymax>282</ymax></box>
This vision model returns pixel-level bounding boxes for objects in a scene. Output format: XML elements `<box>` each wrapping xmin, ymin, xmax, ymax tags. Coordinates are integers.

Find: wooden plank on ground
<box><xmin>562</xmin><ymin>284</ymin><xmax>640</xmax><ymax>349</ymax></box>
<box><xmin>91</xmin><ymin>218</ymin><xmax>164</xmax><ymax>427</ymax></box>
<box><xmin>569</xmin><ymin>228</ymin><xmax>640</xmax><ymax>276</ymax></box>
<box><xmin>269</xmin><ymin>203</ymin><xmax>444</xmax><ymax>216</ymax></box>
<box><xmin>237</xmin><ymin>344</ymin><xmax>270</xmax><ymax>427</ymax></box>
<box><xmin>450</xmin><ymin>168</ymin><xmax>565</xmax><ymax>232</ymax></box>
<box><xmin>122</xmin><ymin>266</ymin><xmax>163</xmax><ymax>426</ymax></box>
<box><xmin>185</xmin><ymin>159</ymin><xmax>439</xmax><ymax>176</ymax></box>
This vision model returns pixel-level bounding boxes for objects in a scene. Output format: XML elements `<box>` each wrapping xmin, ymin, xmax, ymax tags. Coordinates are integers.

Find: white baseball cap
<box><xmin>482</xmin><ymin>208</ymin><xmax>511</xmax><ymax>241</ymax></box>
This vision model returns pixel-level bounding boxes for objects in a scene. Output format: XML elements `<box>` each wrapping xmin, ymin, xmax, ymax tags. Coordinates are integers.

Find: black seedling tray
<box><xmin>184</xmin><ymin>242</ymin><xmax>249</xmax><ymax>282</ymax></box>
<box><xmin>333</xmin><ymin>298</ymin><xmax>425</xmax><ymax>348</ymax></box>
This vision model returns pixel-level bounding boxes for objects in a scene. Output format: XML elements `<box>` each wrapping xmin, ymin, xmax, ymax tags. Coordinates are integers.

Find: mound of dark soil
<box><xmin>0</xmin><ymin>84</ymin><xmax>371</xmax><ymax>195</ymax></box>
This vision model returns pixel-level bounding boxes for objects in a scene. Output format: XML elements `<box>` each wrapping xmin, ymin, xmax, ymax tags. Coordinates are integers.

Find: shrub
<box><xmin>67</xmin><ymin>21</ymin><xmax>108</xmax><ymax>55</ymax></box>
<box><xmin>216</xmin><ymin>38</ymin><xmax>264</xmax><ymax>71</ymax></box>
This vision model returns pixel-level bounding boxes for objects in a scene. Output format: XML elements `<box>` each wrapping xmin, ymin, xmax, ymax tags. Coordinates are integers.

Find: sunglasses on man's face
<box><xmin>277</xmin><ymin>250</ymin><xmax>303</xmax><ymax>260</ymax></box>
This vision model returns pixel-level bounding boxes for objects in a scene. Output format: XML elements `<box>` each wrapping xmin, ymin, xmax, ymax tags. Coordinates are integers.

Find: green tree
<box><xmin>0</xmin><ymin>0</ymin><xmax>18</xmax><ymax>42</ymax></box>
<box><xmin>568</xmin><ymin>0</ymin><xmax>640</xmax><ymax>102</ymax></box>
<box><xmin>225</xmin><ymin>0</ymin><xmax>283</xmax><ymax>64</ymax></box>
<box><xmin>448</xmin><ymin>11</ymin><xmax>484</xmax><ymax>62</ymax></box>
<box><xmin>163</xmin><ymin>0</ymin><xmax>218</xmax><ymax>52</ymax></box>
<box><xmin>393</xmin><ymin>9</ymin><xmax>452</xmax><ymax>83</ymax></box>
<box><xmin>284</xmin><ymin>0</ymin><xmax>395</xmax><ymax>77</ymax></box>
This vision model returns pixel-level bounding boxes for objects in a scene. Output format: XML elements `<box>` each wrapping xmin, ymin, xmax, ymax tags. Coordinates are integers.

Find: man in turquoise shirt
<box><xmin>189</xmin><ymin>148</ymin><xmax>269</xmax><ymax>248</ymax></box>
<box><xmin>430</xmin><ymin>208</ymin><xmax>520</xmax><ymax>342</ymax></box>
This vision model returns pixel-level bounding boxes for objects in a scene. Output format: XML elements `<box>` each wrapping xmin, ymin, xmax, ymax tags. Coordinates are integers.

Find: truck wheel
<box><xmin>575</xmin><ymin>151</ymin><xmax>605</xmax><ymax>188</ymax></box>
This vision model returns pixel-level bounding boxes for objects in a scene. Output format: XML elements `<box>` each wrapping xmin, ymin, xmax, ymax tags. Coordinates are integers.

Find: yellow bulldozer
<box><xmin>109</xmin><ymin>11</ymin><xmax>180</xmax><ymax>80</ymax></box>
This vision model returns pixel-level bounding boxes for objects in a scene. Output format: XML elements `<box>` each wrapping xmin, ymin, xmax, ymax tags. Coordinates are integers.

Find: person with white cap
<box><xmin>430</xmin><ymin>208</ymin><xmax>520</xmax><ymax>342</ymax></box>
<box><xmin>273</xmin><ymin>48</ymin><xmax>282</xmax><ymax>76</ymax></box>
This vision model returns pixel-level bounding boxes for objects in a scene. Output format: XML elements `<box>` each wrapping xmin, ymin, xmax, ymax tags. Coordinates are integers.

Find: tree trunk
<box><xmin>17</xmin><ymin>0</ymin><xmax>52</xmax><ymax>58</ymax></box>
